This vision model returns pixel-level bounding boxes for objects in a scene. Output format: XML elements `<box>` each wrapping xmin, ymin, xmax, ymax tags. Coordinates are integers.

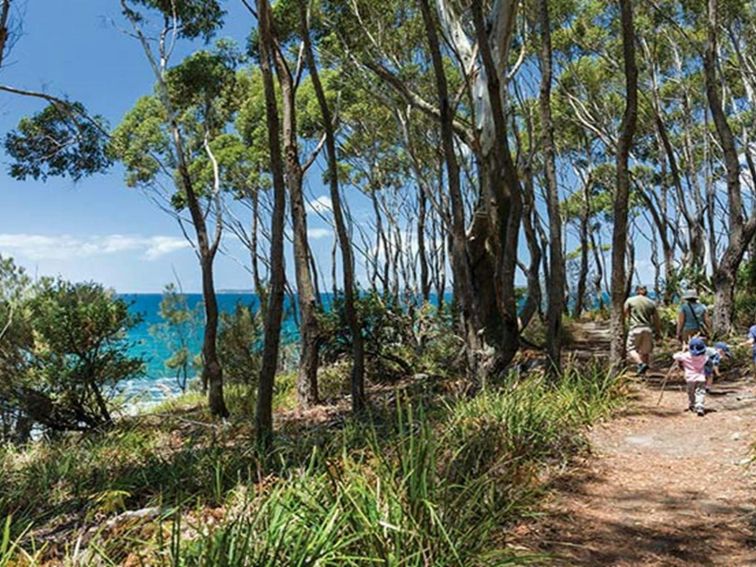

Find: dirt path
<box><xmin>520</xmin><ymin>327</ymin><xmax>756</xmax><ymax>566</ymax></box>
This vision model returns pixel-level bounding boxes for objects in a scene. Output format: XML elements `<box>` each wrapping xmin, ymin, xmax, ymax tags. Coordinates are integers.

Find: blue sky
<box><xmin>0</xmin><ymin>0</ymin><xmax>343</xmax><ymax>293</ymax></box>
<box><xmin>0</xmin><ymin>1</ymin><xmax>659</xmax><ymax>296</ymax></box>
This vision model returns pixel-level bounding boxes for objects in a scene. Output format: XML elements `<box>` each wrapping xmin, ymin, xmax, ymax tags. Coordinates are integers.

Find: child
<box><xmin>748</xmin><ymin>325</ymin><xmax>756</xmax><ymax>372</ymax></box>
<box><xmin>673</xmin><ymin>337</ymin><xmax>708</xmax><ymax>416</ymax></box>
<box><xmin>704</xmin><ymin>341</ymin><xmax>731</xmax><ymax>393</ymax></box>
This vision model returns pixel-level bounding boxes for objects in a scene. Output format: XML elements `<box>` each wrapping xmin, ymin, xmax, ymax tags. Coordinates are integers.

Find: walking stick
<box><xmin>657</xmin><ymin>362</ymin><xmax>679</xmax><ymax>406</ymax></box>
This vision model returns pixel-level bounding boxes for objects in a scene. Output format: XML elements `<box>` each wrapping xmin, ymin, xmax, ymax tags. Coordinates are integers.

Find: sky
<box><xmin>0</xmin><ymin>1</ymin><xmax>658</xmax><ymax>296</ymax></box>
<box><xmin>0</xmin><ymin>0</ymin><xmax>344</xmax><ymax>293</ymax></box>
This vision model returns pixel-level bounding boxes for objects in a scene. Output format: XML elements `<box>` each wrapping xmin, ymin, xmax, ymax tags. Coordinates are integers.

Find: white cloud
<box><xmin>144</xmin><ymin>236</ymin><xmax>192</xmax><ymax>259</ymax></box>
<box><xmin>0</xmin><ymin>233</ymin><xmax>190</xmax><ymax>261</ymax></box>
<box><xmin>307</xmin><ymin>228</ymin><xmax>333</xmax><ymax>240</ymax></box>
<box><xmin>307</xmin><ymin>195</ymin><xmax>332</xmax><ymax>215</ymax></box>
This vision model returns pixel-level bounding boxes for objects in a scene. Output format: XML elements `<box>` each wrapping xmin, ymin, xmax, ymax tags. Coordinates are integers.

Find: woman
<box><xmin>676</xmin><ymin>289</ymin><xmax>711</xmax><ymax>349</ymax></box>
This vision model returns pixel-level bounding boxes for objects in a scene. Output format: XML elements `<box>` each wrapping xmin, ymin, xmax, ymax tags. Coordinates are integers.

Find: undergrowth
<box><xmin>0</xmin><ymin>363</ymin><xmax>625</xmax><ymax>565</ymax></box>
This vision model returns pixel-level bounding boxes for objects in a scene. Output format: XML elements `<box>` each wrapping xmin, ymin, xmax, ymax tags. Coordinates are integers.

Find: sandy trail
<box><xmin>521</xmin><ymin>324</ymin><xmax>756</xmax><ymax>565</ymax></box>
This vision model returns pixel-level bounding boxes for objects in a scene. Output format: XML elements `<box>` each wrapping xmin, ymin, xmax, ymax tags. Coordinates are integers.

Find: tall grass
<box><xmin>1</xmin><ymin>362</ymin><xmax>624</xmax><ymax>565</ymax></box>
<box><xmin>175</xmin><ymin>405</ymin><xmax>537</xmax><ymax>566</ymax></box>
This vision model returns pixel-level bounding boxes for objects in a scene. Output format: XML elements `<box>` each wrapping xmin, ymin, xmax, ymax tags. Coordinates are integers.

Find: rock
<box><xmin>730</xmin><ymin>432</ymin><xmax>741</xmax><ymax>441</ymax></box>
<box><xmin>103</xmin><ymin>506</ymin><xmax>161</xmax><ymax>530</ymax></box>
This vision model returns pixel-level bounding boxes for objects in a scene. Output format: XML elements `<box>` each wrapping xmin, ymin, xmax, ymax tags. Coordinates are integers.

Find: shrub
<box><xmin>218</xmin><ymin>303</ymin><xmax>263</xmax><ymax>385</ymax></box>
<box><xmin>0</xmin><ymin>257</ymin><xmax>34</xmax><ymax>444</ymax></box>
<box><xmin>319</xmin><ymin>291</ymin><xmax>416</xmax><ymax>381</ymax></box>
<box><xmin>3</xmin><ymin>279</ymin><xmax>144</xmax><ymax>434</ymax></box>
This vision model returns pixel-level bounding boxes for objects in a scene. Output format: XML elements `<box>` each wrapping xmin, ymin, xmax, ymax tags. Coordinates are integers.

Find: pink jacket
<box><xmin>673</xmin><ymin>351</ymin><xmax>707</xmax><ymax>383</ymax></box>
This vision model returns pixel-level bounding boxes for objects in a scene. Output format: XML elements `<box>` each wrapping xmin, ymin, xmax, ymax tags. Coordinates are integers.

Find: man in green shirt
<box><xmin>624</xmin><ymin>285</ymin><xmax>661</xmax><ymax>375</ymax></box>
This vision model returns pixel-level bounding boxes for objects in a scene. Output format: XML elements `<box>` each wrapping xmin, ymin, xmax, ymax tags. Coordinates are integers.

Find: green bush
<box><xmin>218</xmin><ymin>303</ymin><xmax>263</xmax><ymax>385</ymax></box>
<box><xmin>319</xmin><ymin>292</ymin><xmax>463</xmax><ymax>382</ymax></box>
<box><xmin>0</xmin><ymin>257</ymin><xmax>34</xmax><ymax>444</ymax></box>
<box><xmin>2</xmin><ymin>278</ymin><xmax>143</xmax><ymax>434</ymax></box>
<box><xmin>319</xmin><ymin>291</ymin><xmax>416</xmax><ymax>381</ymax></box>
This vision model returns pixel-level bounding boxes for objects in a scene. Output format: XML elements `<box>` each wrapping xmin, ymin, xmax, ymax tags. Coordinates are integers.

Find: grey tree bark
<box><xmin>255</xmin><ymin>0</ymin><xmax>288</xmax><ymax>447</ymax></box>
<box><xmin>704</xmin><ymin>0</ymin><xmax>756</xmax><ymax>335</ymax></box>
<box><xmin>299</xmin><ymin>2</ymin><xmax>366</xmax><ymax>412</ymax></box>
<box><xmin>537</xmin><ymin>0</ymin><xmax>565</xmax><ymax>376</ymax></box>
<box><xmin>609</xmin><ymin>0</ymin><xmax>638</xmax><ymax>367</ymax></box>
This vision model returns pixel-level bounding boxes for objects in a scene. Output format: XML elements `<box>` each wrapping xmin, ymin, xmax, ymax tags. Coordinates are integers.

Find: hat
<box><xmin>714</xmin><ymin>341</ymin><xmax>732</xmax><ymax>358</ymax></box>
<box><xmin>682</xmin><ymin>289</ymin><xmax>699</xmax><ymax>300</ymax></box>
<box><xmin>689</xmin><ymin>337</ymin><xmax>707</xmax><ymax>356</ymax></box>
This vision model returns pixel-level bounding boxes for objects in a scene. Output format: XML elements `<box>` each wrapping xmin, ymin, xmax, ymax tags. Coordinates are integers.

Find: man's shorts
<box><xmin>681</xmin><ymin>328</ymin><xmax>703</xmax><ymax>343</ymax></box>
<box><xmin>627</xmin><ymin>327</ymin><xmax>653</xmax><ymax>356</ymax></box>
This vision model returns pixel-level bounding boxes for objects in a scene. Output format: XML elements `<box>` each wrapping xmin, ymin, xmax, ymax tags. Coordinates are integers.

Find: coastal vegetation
<box><xmin>1</xmin><ymin>0</ymin><xmax>755</xmax><ymax>563</ymax></box>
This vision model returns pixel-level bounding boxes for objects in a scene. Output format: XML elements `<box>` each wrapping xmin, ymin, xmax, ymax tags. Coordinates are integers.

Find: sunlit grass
<box><xmin>1</xmin><ymin>362</ymin><xmax>626</xmax><ymax>565</ymax></box>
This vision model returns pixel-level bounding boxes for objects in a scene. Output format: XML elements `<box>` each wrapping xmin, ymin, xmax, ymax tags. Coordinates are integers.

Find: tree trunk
<box><xmin>270</xmin><ymin>30</ymin><xmax>320</xmax><ymax>410</ymax></box>
<box><xmin>418</xmin><ymin>0</ymin><xmax>482</xmax><ymax>380</ymax></box>
<box><xmin>537</xmin><ymin>0</ymin><xmax>564</xmax><ymax>376</ymax></box>
<box><xmin>609</xmin><ymin>0</ymin><xmax>638</xmax><ymax>367</ymax></box>
<box><xmin>370</xmin><ymin>189</ymin><xmax>390</xmax><ymax>293</ymax></box>
<box><xmin>299</xmin><ymin>2</ymin><xmax>365</xmax><ymax>412</ymax></box>
<box><xmin>255</xmin><ymin>0</ymin><xmax>287</xmax><ymax>448</ymax></box>
<box><xmin>0</xmin><ymin>0</ymin><xmax>10</xmax><ymax>69</ymax></box>
<box><xmin>471</xmin><ymin>0</ymin><xmax>522</xmax><ymax>370</ymax></box>
<box><xmin>703</xmin><ymin>0</ymin><xmax>756</xmax><ymax>335</ymax></box>
<box><xmin>519</xmin><ymin>162</ymin><xmax>543</xmax><ymax>329</ymax></box>
<box><xmin>574</xmin><ymin>173</ymin><xmax>592</xmax><ymax>317</ymax></box>
<box><xmin>120</xmin><ymin>4</ymin><xmax>229</xmax><ymax>418</ymax></box>
<box><xmin>200</xmin><ymin>255</ymin><xmax>228</xmax><ymax>417</ymax></box>
<box><xmin>250</xmin><ymin>189</ymin><xmax>267</xmax><ymax>311</ymax></box>
<box><xmin>417</xmin><ymin>183</ymin><xmax>431</xmax><ymax>303</ymax></box>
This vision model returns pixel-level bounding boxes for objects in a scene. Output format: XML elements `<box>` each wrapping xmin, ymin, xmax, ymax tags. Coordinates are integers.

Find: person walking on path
<box><xmin>742</xmin><ymin>324</ymin><xmax>756</xmax><ymax>374</ymax></box>
<box><xmin>676</xmin><ymin>289</ymin><xmax>711</xmax><ymax>348</ymax></box>
<box><xmin>704</xmin><ymin>341</ymin><xmax>731</xmax><ymax>393</ymax></box>
<box><xmin>673</xmin><ymin>337</ymin><xmax>709</xmax><ymax>416</ymax></box>
<box><xmin>624</xmin><ymin>285</ymin><xmax>661</xmax><ymax>375</ymax></box>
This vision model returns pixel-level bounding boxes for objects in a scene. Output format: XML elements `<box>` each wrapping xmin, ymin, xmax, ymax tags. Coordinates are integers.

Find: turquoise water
<box><xmin>117</xmin><ymin>293</ymin><xmax>299</xmax><ymax>406</ymax></box>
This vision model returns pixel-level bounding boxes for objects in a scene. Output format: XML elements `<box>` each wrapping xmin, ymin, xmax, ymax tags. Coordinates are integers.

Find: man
<box><xmin>676</xmin><ymin>289</ymin><xmax>711</xmax><ymax>348</ymax></box>
<box><xmin>624</xmin><ymin>285</ymin><xmax>661</xmax><ymax>375</ymax></box>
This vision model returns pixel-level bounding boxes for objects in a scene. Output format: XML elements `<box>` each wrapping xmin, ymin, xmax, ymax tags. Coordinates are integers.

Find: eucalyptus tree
<box><xmin>242</xmin><ymin>0</ymin><xmax>337</xmax><ymax>409</ymax></box>
<box><xmin>298</xmin><ymin>1</ymin><xmax>367</xmax><ymax>411</ymax></box>
<box><xmin>529</xmin><ymin>0</ymin><xmax>565</xmax><ymax>373</ymax></box>
<box><xmin>2</xmin><ymin>0</ymin><xmax>111</xmax><ymax>184</ymax></box>
<box><xmin>609</xmin><ymin>0</ymin><xmax>638</xmax><ymax>365</ymax></box>
<box><xmin>112</xmin><ymin>0</ymin><xmax>232</xmax><ymax>417</ymax></box>
<box><xmin>416</xmin><ymin>0</ymin><xmax>484</xmax><ymax>378</ymax></box>
<box><xmin>252</xmin><ymin>0</ymin><xmax>289</xmax><ymax>446</ymax></box>
<box><xmin>702</xmin><ymin>0</ymin><xmax>756</xmax><ymax>334</ymax></box>
<box><xmin>330</xmin><ymin>0</ymin><xmax>526</xmax><ymax>376</ymax></box>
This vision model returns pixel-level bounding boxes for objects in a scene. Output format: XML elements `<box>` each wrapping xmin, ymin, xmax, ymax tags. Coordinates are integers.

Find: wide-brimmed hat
<box><xmin>682</xmin><ymin>289</ymin><xmax>699</xmax><ymax>300</ymax></box>
<box><xmin>689</xmin><ymin>337</ymin><xmax>707</xmax><ymax>356</ymax></box>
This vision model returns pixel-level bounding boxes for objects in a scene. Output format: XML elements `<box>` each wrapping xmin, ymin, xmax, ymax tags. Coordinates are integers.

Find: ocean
<box><xmin>116</xmin><ymin>293</ymin><xmax>299</xmax><ymax>408</ymax></box>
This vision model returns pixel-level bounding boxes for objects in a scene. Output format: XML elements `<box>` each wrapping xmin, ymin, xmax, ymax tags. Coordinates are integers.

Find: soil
<box><xmin>517</xmin><ymin>324</ymin><xmax>756</xmax><ymax>566</ymax></box>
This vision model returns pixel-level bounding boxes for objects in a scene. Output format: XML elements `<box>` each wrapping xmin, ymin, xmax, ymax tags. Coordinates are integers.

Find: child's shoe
<box><xmin>696</xmin><ymin>408</ymin><xmax>705</xmax><ymax>417</ymax></box>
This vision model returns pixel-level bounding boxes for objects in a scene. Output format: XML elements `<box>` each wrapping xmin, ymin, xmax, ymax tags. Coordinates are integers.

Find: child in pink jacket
<box><xmin>673</xmin><ymin>337</ymin><xmax>708</xmax><ymax>416</ymax></box>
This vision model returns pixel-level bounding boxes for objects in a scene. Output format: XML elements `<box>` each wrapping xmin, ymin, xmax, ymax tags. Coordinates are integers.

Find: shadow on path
<box><xmin>518</xmin><ymin>321</ymin><xmax>756</xmax><ymax>566</ymax></box>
